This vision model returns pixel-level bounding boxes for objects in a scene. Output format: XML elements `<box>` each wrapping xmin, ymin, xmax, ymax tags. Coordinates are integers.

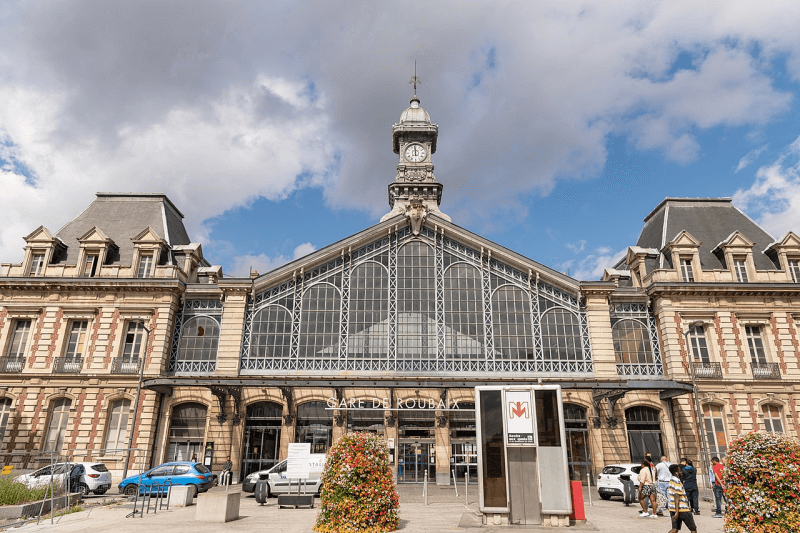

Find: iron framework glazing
<box><xmin>168</xmin><ymin>299</ymin><xmax>223</xmax><ymax>374</ymax></box>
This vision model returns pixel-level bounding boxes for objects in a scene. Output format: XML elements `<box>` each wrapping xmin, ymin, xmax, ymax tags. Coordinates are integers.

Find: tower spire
<box><xmin>409</xmin><ymin>60</ymin><xmax>421</xmax><ymax>99</ymax></box>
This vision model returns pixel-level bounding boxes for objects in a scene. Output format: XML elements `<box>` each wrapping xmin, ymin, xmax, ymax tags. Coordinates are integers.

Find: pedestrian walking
<box><xmin>711</xmin><ymin>457</ymin><xmax>726</xmax><ymax>518</ymax></box>
<box><xmin>667</xmin><ymin>464</ymin><xmax>698</xmax><ymax>533</ymax></box>
<box><xmin>680</xmin><ymin>458</ymin><xmax>699</xmax><ymax>515</ymax></box>
<box><xmin>656</xmin><ymin>455</ymin><xmax>673</xmax><ymax>515</ymax></box>
<box><xmin>637</xmin><ymin>458</ymin><xmax>659</xmax><ymax>518</ymax></box>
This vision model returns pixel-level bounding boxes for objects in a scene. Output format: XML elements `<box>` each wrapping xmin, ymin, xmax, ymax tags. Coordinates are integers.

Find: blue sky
<box><xmin>2</xmin><ymin>1</ymin><xmax>800</xmax><ymax>279</ymax></box>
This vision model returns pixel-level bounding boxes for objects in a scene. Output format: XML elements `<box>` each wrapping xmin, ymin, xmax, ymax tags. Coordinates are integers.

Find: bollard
<box><xmin>452</xmin><ymin>470</ymin><xmax>459</xmax><ymax>498</ymax></box>
<box><xmin>465</xmin><ymin>471</ymin><xmax>469</xmax><ymax>507</ymax></box>
<box><xmin>424</xmin><ymin>470</ymin><xmax>428</xmax><ymax>506</ymax></box>
<box><xmin>587</xmin><ymin>472</ymin><xmax>592</xmax><ymax>506</ymax></box>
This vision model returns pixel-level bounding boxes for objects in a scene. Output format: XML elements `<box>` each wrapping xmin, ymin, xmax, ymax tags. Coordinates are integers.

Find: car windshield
<box><xmin>194</xmin><ymin>464</ymin><xmax>210</xmax><ymax>474</ymax></box>
<box><xmin>601</xmin><ymin>466</ymin><xmax>625</xmax><ymax>475</ymax></box>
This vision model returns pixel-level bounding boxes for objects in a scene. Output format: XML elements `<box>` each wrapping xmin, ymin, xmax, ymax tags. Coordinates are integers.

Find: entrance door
<box><xmin>397</xmin><ymin>442</ymin><xmax>435</xmax><ymax>483</ymax></box>
<box><xmin>625</xmin><ymin>406</ymin><xmax>663</xmax><ymax>461</ymax></box>
<box><xmin>563</xmin><ymin>403</ymin><xmax>591</xmax><ymax>484</ymax></box>
<box><xmin>167</xmin><ymin>402</ymin><xmax>207</xmax><ymax>462</ymax></box>
<box><xmin>451</xmin><ymin>440</ymin><xmax>478</xmax><ymax>483</ymax></box>
<box><xmin>242</xmin><ymin>402</ymin><xmax>282</xmax><ymax>478</ymax></box>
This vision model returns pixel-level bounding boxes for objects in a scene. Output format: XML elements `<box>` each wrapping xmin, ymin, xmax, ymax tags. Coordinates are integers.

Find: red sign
<box><xmin>509</xmin><ymin>401</ymin><xmax>529</xmax><ymax>419</ymax></box>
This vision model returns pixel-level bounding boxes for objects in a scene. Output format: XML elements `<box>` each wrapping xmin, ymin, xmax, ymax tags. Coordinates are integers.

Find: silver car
<box><xmin>14</xmin><ymin>462</ymin><xmax>113</xmax><ymax>496</ymax></box>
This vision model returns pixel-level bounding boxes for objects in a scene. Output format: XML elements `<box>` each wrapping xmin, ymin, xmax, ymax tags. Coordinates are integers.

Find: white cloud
<box><xmin>566</xmin><ymin>240</ymin><xmax>586</xmax><ymax>253</ymax></box>
<box><xmin>228</xmin><ymin>242</ymin><xmax>317</xmax><ymax>277</ymax></box>
<box><xmin>569</xmin><ymin>247</ymin><xmax>627</xmax><ymax>281</ymax></box>
<box><xmin>735</xmin><ymin>144</ymin><xmax>768</xmax><ymax>173</ymax></box>
<box><xmin>1</xmin><ymin>1</ymin><xmax>800</xmax><ymax>262</ymax></box>
<box><xmin>733</xmin><ymin>136</ymin><xmax>800</xmax><ymax>238</ymax></box>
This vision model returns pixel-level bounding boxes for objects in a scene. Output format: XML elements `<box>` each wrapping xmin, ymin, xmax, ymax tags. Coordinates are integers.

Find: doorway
<box><xmin>166</xmin><ymin>402</ymin><xmax>207</xmax><ymax>462</ymax></box>
<box><xmin>242</xmin><ymin>402</ymin><xmax>282</xmax><ymax>478</ymax></box>
<box><xmin>563</xmin><ymin>403</ymin><xmax>591</xmax><ymax>484</ymax></box>
<box><xmin>625</xmin><ymin>406</ymin><xmax>663</xmax><ymax>461</ymax></box>
<box><xmin>398</xmin><ymin>442</ymin><xmax>435</xmax><ymax>483</ymax></box>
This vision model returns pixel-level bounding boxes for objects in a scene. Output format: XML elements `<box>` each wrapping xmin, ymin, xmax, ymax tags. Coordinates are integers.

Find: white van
<box><xmin>242</xmin><ymin>454</ymin><xmax>326</xmax><ymax>496</ymax></box>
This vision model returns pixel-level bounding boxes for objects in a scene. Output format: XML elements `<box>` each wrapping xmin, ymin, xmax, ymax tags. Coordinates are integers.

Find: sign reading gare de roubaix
<box><xmin>325</xmin><ymin>397</ymin><xmax>463</xmax><ymax>410</ymax></box>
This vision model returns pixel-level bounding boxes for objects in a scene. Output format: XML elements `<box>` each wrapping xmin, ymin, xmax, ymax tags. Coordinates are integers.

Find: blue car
<box><xmin>118</xmin><ymin>462</ymin><xmax>214</xmax><ymax>496</ymax></box>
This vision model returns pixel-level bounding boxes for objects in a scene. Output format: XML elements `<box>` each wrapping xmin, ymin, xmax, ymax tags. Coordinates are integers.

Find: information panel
<box><xmin>505</xmin><ymin>390</ymin><xmax>535</xmax><ymax>445</ymax></box>
<box><xmin>286</xmin><ymin>443</ymin><xmax>312</xmax><ymax>479</ymax></box>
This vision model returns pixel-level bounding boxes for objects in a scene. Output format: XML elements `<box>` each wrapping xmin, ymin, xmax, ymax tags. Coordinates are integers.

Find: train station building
<box><xmin>1</xmin><ymin>92</ymin><xmax>799</xmax><ymax>488</ymax></box>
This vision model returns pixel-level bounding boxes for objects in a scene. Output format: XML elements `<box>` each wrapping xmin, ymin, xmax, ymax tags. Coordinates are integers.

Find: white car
<box><xmin>14</xmin><ymin>462</ymin><xmax>113</xmax><ymax>496</ymax></box>
<box><xmin>243</xmin><ymin>454</ymin><xmax>325</xmax><ymax>496</ymax></box>
<box><xmin>597</xmin><ymin>463</ymin><xmax>641</xmax><ymax>500</ymax></box>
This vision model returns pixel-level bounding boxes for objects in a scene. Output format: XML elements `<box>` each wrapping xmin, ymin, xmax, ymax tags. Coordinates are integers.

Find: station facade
<box><xmin>1</xmin><ymin>93</ymin><xmax>799</xmax><ymax>487</ymax></box>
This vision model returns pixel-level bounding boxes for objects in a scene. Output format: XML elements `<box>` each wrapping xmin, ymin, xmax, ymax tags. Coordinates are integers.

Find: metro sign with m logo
<box><xmin>508</xmin><ymin>401</ymin><xmax>529</xmax><ymax>419</ymax></box>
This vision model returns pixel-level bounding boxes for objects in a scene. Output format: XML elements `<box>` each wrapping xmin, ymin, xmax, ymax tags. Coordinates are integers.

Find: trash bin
<box><xmin>619</xmin><ymin>474</ymin><xmax>635</xmax><ymax>506</ymax></box>
<box><xmin>254</xmin><ymin>479</ymin><xmax>269</xmax><ymax>505</ymax></box>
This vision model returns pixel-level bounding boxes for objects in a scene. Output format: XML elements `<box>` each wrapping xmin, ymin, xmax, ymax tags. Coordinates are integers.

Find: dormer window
<box><xmin>137</xmin><ymin>254</ymin><xmax>154</xmax><ymax>278</ymax></box>
<box><xmin>83</xmin><ymin>254</ymin><xmax>99</xmax><ymax>278</ymax></box>
<box><xmin>679</xmin><ymin>258</ymin><xmax>694</xmax><ymax>282</ymax></box>
<box><xmin>733</xmin><ymin>258</ymin><xmax>748</xmax><ymax>282</ymax></box>
<box><xmin>29</xmin><ymin>253</ymin><xmax>45</xmax><ymax>277</ymax></box>
<box><xmin>789</xmin><ymin>259</ymin><xmax>800</xmax><ymax>283</ymax></box>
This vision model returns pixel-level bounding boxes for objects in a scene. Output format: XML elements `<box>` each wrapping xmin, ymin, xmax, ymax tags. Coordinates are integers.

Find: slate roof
<box><xmin>635</xmin><ymin>198</ymin><xmax>779</xmax><ymax>272</ymax></box>
<box><xmin>55</xmin><ymin>193</ymin><xmax>191</xmax><ymax>266</ymax></box>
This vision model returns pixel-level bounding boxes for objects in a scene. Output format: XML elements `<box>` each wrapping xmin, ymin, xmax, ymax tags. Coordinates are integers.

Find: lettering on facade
<box><xmin>325</xmin><ymin>397</ymin><xmax>462</xmax><ymax>410</ymax></box>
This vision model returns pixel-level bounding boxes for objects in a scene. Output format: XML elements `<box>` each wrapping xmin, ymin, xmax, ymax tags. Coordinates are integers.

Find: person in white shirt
<box><xmin>656</xmin><ymin>455</ymin><xmax>673</xmax><ymax>514</ymax></box>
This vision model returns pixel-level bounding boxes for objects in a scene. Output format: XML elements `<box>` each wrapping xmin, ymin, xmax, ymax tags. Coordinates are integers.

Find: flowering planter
<box><xmin>0</xmin><ymin>492</ymin><xmax>81</xmax><ymax>519</ymax></box>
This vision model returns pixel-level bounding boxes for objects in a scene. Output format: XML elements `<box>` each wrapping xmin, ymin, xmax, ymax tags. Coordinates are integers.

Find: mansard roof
<box><xmin>636</xmin><ymin>197</ymin><xmax>778</xmax><ymax>272</ymax></box>
<box><xmin>252</xmin><ymin>213</ymin><xmax>581</xmax><ymax>298</ymax></box>
<box><xmin>56</xmin><ymin>193</ymin><xmax>191</xmax><ymax>266</ymax></box>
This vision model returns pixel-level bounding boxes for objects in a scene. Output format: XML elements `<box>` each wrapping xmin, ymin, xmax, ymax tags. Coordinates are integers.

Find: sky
<box><xmin>2</xmin><ymin>1</ymin><xmax>800</xmax><ymax>280</ymax></box>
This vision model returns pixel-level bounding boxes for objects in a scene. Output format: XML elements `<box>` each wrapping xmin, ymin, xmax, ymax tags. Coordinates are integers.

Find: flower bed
<box><xmin>0</xmin><ymin>477</ymin><xmax>48</xmax><ymax>506</ymax></box>
<box><xmin>314</xmin><ymin>432</ymin><xmax>399</xmax><ymax>533</ymax></box>
<box><xmin>724</xmin><ymin>432</ymin><xmax>800</xmax><ymax>533</ymax></box>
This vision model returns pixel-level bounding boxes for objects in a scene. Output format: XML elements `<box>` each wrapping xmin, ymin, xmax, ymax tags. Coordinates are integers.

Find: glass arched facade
<box><xmin>168</xmin><ymin>299</ymin><xmax>223</xmax><ymax>374</ymax></box>
<box><xmin>240</xmin><ymin>227</ymin><xmax>594</xmax><ymax>374</ymax></box>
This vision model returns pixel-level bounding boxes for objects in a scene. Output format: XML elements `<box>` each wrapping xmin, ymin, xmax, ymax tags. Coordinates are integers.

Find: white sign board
<box><xmin>505</xmin><ymin>390</ymin><xmax>535</xmax><ymax>445</ymax></box>
<box><xmin>286</xmin><ymin>443</ymin><xmax>312</xmax><ymax>479</ymax></box>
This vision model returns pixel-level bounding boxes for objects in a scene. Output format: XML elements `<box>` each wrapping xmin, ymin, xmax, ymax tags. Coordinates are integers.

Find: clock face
<box><xmin>404</xmin><ymin>144</ymin><xmax>426</xmax><ymax>163</ymax></box>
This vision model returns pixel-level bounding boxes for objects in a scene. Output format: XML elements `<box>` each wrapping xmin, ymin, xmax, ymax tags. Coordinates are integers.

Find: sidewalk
<box><xmin>5</xmin><ymin>485</ymin><xmax>725</xmax><ymax>532</ymax></box>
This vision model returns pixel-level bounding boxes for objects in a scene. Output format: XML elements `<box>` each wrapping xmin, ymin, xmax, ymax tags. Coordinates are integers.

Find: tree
<box><xmin>314</xmin><ymin>432</ymin><xmax>400</xmax><ymax>533</ymax></box>
<box><xmin>723</xmin><ymin>431</ymin><xmax>800</xmax><ymax>533</ymax></box>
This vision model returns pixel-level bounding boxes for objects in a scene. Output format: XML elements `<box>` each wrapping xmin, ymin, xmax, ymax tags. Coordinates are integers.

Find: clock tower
<box><xmin>381</xmin><ymin>86</ymin><xmax>450</xmax><ymax>225</ymax></box>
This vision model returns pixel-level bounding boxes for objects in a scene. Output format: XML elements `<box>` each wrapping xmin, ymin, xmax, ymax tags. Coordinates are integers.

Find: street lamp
<box><xmin>122</xmin><ymin>321</ymin><xmax>150</xmax><ymax>480</ymax></box>
<box><xmin>683</xmin><ymin>320</ymin><xmax>712</xmax><ymax>500</ymax></box>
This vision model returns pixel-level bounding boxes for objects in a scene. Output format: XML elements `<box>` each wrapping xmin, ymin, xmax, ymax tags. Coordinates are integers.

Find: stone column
<box><xmin>435</xmin><ymin>410</ymin><xmax>451</xmax><ymax>485</ymax></box>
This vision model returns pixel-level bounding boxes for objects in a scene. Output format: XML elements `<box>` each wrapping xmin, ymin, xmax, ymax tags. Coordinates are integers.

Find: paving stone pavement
<box><xmin>4</xmin><ymin>485</ymin><xmax>726</xmax><ymax>532</ymax></box>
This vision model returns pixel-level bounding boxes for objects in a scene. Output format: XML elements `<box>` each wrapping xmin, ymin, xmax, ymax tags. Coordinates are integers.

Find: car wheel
<box><xmin>76</xmin><ymin>483</ymin><xmax>90</xmax><ymax>497</ymax></box>
<box><xmin>123</xmin><ymin>485</ymin><xmax>138</xmax><ymax>497</ymax></box>
<box><xmin>188</xmin><ymin>485</ymin><xmax>198</xmax><ymax>499</ymax></box>
<box><xmin>599</xmin><ymin>494</ymin><xmax>611</xmax><ymax>500</ymax></box>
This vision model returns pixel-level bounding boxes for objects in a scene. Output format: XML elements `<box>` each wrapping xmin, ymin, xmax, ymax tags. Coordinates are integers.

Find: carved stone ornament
<box><xmin>406</xmin><ymin>169</ymin><xmax>426</xmax><ymax>181</ymax></box>
<box><xmin>283</xmin><ymin>414</ymin><xmax>294</xmax><ymax>426</ymax></box>
<box><xmin>385</xmin><ymin>415</ymin><xmax>396</xmax><ymax>427</ymax></box>
<box><xmin>606</xmin><ymin>416</ymin><xmax>618</xmax><ymax>429</ymax></box>
<box><xmin>437</xmin><ymin>415</ymin><xmax>448</xmax><ymax>427</ymax></box>
<box><xmin>591</xmin><ymin>417</ymin><xmax>602</xmax><ymax>429</ymax></box>
<box><xmin>405</xmin><ymin>200</ymin><xmax>428</xmax><ymax>236</ymax></box>
<box><xmin>334</xmin><ymin>413</ymin><xmax>345</xmax><ymax>427</ymax></box>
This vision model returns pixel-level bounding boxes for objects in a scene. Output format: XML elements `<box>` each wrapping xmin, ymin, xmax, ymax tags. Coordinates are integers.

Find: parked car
<box><xmin>118</xmin><ymin>462</ymin><xmax>214</xmax><ymax>497</ymax></box>
<box><xmin>242</xmin><ymin>454</ymin><xmax>325</xmax><ymax>496</ymax></box>
<box><xmin>14</xmin><ymin>462</ymin><xmax>112</xmax><ymax>496</ymax></box>
<box><xmin>597</xmin><ymin>463</ymin><xmax>642</xmax><ymax>500</ymax></box>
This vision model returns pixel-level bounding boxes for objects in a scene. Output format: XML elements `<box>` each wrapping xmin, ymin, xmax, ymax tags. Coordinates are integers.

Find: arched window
<box><xmin>252</xmin><ymin>305</ymin><xmax>292</xmax><ymax>361</ymax></box>
<box><xmin>0</xmin><ymin>397</ymin><xmax>12</xmax><ymax>445</ymax></box>
<box><xmin>299</xmin><ymin>284</ymin><xmax>341</xmax><ymax>360</ymax></box>
<box><xmin>625</xmin><ymin>406</ymin><xmax>662</xmax><ymax>461</ymax></box>
<box><xmin>44</xmin><ymin>398</ymin><xmax>71</xmax><ymax>453</ymax></box>
<box><xmin>103</xmin><ymin>398</ymin><xmax>131</xmax><ymax>452</ymax></box>
<box><xmin>702</xmin><ymin>404</ymin><xmax>727</xmax><ymax>458</ymax></box>
<box><xmin>348</xmin><ymin>262</ymin><xmax>389</xmax><ymax>360</ymax></box>
<box><xmin>492</xmin><ymin>285</ymin><xmax>534</xmax><ymax>360</ymax></box>
<box><xmin>612</xmin><ymin>320</ymin><xmax>654</xmax><ymax>364</ymax></box>
<box><xmin>167</xmin><ymin>402</ymin><xmax>207</xmax><ymax>461</ymax></box>
<box><xmin>175</xmin><ymin>316</ymin><xmax>219</xmax><ymax>372</ymax></box>
<box><xmin>444</xmin><ymin>263</ymin><xmax>484</xmax><ymax>360</ymax></box>
<box><xmin>397</xmin><ymin>242</ymin><xmax>436</xmax><ymax>362</ymax></box>
<box><xmin>762</xmin><ymin>404</ymin><xmax>784</xmax><ymax>433</ymax></box>
<box><xmin>540</xmin><ymin>308</ymin><xmax>581</xmax><ymax>361</ymax></box>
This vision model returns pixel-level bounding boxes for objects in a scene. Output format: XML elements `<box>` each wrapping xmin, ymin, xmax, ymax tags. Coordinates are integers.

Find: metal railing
<box><xmin>52</xmin><ymin>357</ymin><xmax>83</xmax><ymax>374</ymax></box>
<box><xmin>751</xmin><ymin>362</ymin><xmax>781</xmax><ymax>379</ymax></box>
<box><xmin>692</xmin><ymin>362</ymin><xmax>722</xmax><ymax>379</ymax></box>
<box><xmin>615</xmin><ymin>363</ymin><xmax>663</xmax><ymax>377</ymax></box>
<box><xmin>111</xmin><ymin>357</ymin><xmax>140</xmax><ymax>374</ymax></box>
<box><xmin>0</xmin><ymin>357</ymin><xmax>25</xmax><ymax>373</ymax></box>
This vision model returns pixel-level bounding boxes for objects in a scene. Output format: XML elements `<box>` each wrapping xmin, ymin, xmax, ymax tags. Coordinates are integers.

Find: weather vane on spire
<box><xmin>409</xmin><ymin>60</ymin><xmax>421</xmax><ymax>96</ymax></box>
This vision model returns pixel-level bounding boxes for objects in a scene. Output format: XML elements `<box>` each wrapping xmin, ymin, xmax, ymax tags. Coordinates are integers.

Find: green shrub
<box><xmin>724</xmin><ymin>432</ymin><xmax>800</xmax><ymax>533</ymax></box>
<box><xmin>0</xmin><ymin>476</ymin><xmax>49</xmax><ymax>506</ymax></box>
<box><xmin>314</xmin><ymin>432</ymin><xmax>399</xmax><ymax>533</ymax></box>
